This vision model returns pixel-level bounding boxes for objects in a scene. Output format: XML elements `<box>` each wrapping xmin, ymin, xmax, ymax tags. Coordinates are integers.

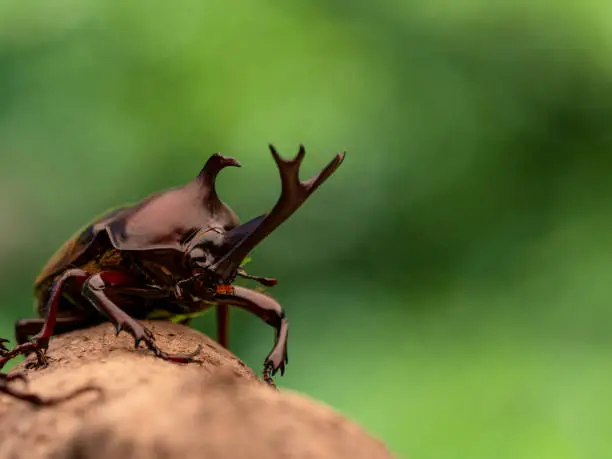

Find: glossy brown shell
<box><xmin>34</xmin><ymin>206</ymin><xmax>129</xmax><ymax>291</ymax></box>
<box><xmin>34</xmin><ymin>153</ymin><xmax>242</xmax><ymax>293</ymax></box>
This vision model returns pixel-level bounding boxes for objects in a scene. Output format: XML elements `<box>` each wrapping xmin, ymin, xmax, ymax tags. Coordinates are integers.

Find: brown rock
<box><xmin>0</xmin><ymin>321</ymin><xmax>396</xmax><ymax>459</ymax></box>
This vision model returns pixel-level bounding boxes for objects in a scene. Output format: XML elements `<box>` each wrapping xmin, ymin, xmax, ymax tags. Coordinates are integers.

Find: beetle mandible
<box><xmin>0</xmin><ymin>144</ymin><xmax>345</xmax><ymax>396</ymax></box>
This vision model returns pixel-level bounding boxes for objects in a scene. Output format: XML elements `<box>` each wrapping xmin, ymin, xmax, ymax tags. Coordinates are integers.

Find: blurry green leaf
<box><xmin>170</xmin><ymin>310</ymin><xmax>211</xmax><ymax>324</ymax></box>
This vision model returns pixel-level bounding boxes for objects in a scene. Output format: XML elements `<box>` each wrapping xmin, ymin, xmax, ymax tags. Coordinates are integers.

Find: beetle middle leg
<box><xmin>82</xmin><ymin>271</ymin><xmax>201</xmax><ymax>363</ymax></box>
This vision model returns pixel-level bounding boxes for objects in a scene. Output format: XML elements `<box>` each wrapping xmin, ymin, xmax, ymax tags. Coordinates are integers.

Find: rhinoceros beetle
<box><xmin>0</xmin><ymin>144</ymin><xmax>345</xmax><ymax>402</ymax></box>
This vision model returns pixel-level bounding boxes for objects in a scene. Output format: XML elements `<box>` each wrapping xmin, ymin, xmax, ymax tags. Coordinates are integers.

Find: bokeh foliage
<box><xmin>1</xmin><ymin>1</ymin><xmax>612</xmax><ymax>458</ymax></box>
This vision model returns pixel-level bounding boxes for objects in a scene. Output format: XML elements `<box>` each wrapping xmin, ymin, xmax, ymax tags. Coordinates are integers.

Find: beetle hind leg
<box><xmin>14</xmin><ymin>316</ymin><xmax>95</xmax><ymax>369</ymax></box>
<box><xmin>0</xmin><ymin>269</ymin><xmax>92</xmax><ymax>371</ymax></box>
<box><xmin>82</xmin><ymin>271</ymin><xmax>201</xmax><ymax>364</ymax></box>
<box><xmin>15</xmin><ymin>315</ymin><xmax>96</xmax><ymax>345</ymax></box>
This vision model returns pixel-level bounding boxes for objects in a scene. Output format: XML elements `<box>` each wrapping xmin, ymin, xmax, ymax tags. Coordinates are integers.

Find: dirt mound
<box><xmin>0</xmin><ymin>321</ymin><xmax>396</xmax><ymax>459</ymax></box>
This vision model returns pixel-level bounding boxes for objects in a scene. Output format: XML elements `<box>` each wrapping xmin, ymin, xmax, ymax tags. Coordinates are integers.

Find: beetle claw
<box><xmin>154</xmin><ymin>344</ymin><xmax>202</xmax><ymax>364</ymax></box>
<box><xmin>0</xmin><ymin>336</ymin><xmax>49</xmax><ymax>371</ymax></box>
<box><xmin>262</xmin><ymin>362</ymin><xmax>278</xmax><ymax>389</ymax></box>
<box><xmin>117</xmin><ymin>319</ymin><xmax>201</xmax><ymax>364</ymax></box>
<box><xmin>177</xmin><ymin>343</ymin><xmax>202</xmax><ymax>362</ymax></box>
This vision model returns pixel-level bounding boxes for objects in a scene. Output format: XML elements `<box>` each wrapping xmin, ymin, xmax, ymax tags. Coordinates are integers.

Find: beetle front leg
<box><xmin>82</xmin><ymin>271</ymin><xmax>201</xmax><ymax>363</ymax></box>
<box><xmin>236</xmin><ymin>268</ymin><xmax>278</xmax><ymax>287</ymax></box>
<box><xmin>214</xmin><ymin>285</ymin><xmax>288</xmax><ymax>386</ymax></box>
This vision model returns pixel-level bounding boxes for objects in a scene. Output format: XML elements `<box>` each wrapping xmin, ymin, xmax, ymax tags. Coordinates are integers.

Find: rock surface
<box><xmin>0</xmin><ymin>321</ymin><xmax>396</xmax><ymax>459</ymax></box>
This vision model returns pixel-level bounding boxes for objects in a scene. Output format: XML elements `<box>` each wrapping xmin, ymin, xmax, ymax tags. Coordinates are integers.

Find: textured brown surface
<box><xmin>0</xmin><ymin>321</ymin><xmax>396</xmax><ymax>459</ymax></box>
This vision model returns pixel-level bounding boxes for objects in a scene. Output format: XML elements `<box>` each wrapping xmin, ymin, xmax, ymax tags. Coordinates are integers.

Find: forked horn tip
<box><xmin>296</xmin><ymin>144</ymin><xmax>306</xmax><ymax>162</ymax></box>
<box><xmin>268</xmin><ymin>144</ymin><xmax>307</xmax><ymax>165</ymax></box>
<box><xmin>325</xmin><ymin>151</ymin><xmax>346</xmax><ymax>172</ymax></box>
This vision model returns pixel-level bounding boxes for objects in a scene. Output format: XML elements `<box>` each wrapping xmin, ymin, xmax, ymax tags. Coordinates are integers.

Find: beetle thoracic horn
<box><xmin>196</xmin><ymin>152</ymin><xmax>242</xmax><ymax>210</ymax></box>
<box><xmin>210</xmin><ymin>144</ymin><xmax>345</xmax><ymax>281</ymax></box>
<box><xmin>197</xmin><ymin>152</ymin><xmax>241</xmax><ymax>184</ymax></box>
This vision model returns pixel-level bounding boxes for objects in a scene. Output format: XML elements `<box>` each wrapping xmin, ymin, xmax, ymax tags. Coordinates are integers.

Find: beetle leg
<box><xmin>82</xmin><ymin>271</ymin><xmax>201</xmax><ymax>363</ymax></box>
<box><xmin>213</xmin><ymin>285</ymin><xmax>288</xmax><ymax>387</ymax></box>
<box><xmin>15</xmin><ymin>315</ymin><xmax>94</xmax><ymax>345</ymax></box>
<box><xmin>15</xmin><ymin>315</ymin><xmax>98</xmax><ymax>369</ymax></box>
<box><xmin>0</xmin><ymin>269</ymin><xmax>91</xmax><ymax>370</ymax></box>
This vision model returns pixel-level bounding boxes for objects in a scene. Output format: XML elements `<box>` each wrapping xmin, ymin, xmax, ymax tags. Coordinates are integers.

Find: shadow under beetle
<box><xmin>0</xmin><ymin>144</ymin><xmax>345</xmax><ymax>402</ymax></box>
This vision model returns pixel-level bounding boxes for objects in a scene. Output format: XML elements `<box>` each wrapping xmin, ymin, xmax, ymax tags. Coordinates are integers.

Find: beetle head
<box><xmin>176</xmin><ymin>145</ymin><xmax>344</xmax><ymax>296</ymax></box>
<box><xmin>177</xmin><ymin>227</ymin><xmax>237</xmax><ymax>297</ymax></box>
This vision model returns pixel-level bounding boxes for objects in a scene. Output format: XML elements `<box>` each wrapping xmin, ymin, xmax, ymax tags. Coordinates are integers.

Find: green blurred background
<box><xmin>1</xmin><ymin>1</ymin><xmax>611</xmax><ymax>458</ymax></box>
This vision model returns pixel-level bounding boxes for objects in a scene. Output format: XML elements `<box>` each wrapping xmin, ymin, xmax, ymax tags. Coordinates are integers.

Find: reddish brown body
<box><xmin>0</xmin><ymin>144</ymin><xmax>345</xmax><ymax>403</ymax></box>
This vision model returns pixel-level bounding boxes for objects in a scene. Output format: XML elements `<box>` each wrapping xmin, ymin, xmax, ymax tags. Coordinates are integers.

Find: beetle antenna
<box><xmin>236</xmin><ymin>269</ymin><xmax>278</xmax><ymax>287</ymax></box>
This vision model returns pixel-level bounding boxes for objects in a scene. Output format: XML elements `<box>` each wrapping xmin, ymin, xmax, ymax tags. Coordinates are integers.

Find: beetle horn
<box><xmin>197</xmin><ymin>152</ymin><xmax>242</xmax><ymax>210</ymax></box>
<box><xmin>197</xmin><ymin>153</ymin><xmax>242</xmax><ymax>184</ymax></box>
<box><xmin>210</xmin><ymin>144</ymin><xmax>345</xmax><ymax>281</ymax></box>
